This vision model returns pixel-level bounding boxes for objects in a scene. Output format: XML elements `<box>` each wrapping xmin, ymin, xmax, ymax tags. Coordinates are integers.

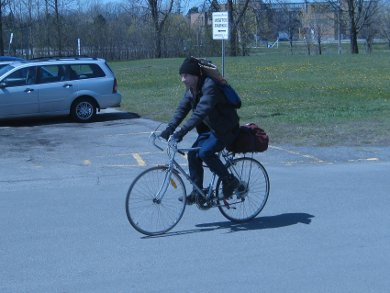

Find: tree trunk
<box><xmin>349</xmin><ymin>22</ymin><xmax>359</xmax><ymax>54</ymax></box>
<box><xmin>350</xmin><ymin>19</ymin><xmax>359</xmax><ymax>54</ymax></box>
<box><xmin>54</xmin><ymin>0</ymin><xmax>62</xmax><ymax>55</ymax></box>
<box><xmin>227</xmin><ymin>0</ymin><xmax>250</xmax><ymax>57</ymax></box>
<box><xmin>155</xmin><ymin>27</ymin><xmax>162</xmax><ymax>58</ymax></box>
<box><xmin>148</xmin><ymin>0</ymin><xmax>174</xmax><ymax>59</ymax></box>
<box><xmin>366</xmin><ymin>36</ymin><xmax>373</xmax><ymax>54</ymax></box>
<box><xmin>347</xmin><ymin>0</ymin><xmax>359</xmax><ymax>54</ymax></box>
<box><xmin>45</xmin><ymin>0</ymin><xmax>51</xmax><ymax>56</ymax></box>
<box><xmin>230</xmin><ymin>26</ymin><xmax>238</xmax><ymax>56</ymax></box>
<box><xmin>227</xmin><ymin>0</ymin><xmax>237</xmax><ymax>56</ymax></box>
<box><xmin>317</xmin><ymin>35</ymin><xmax>322</xmax><ymax>55</ymax></box>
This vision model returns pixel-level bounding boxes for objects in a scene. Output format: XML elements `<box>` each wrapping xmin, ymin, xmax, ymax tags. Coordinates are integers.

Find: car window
<box><xmin>104</xmin><ymin>62</ymin><xmax>114</xmax><ymax>74</ymax></box>
<box><xmin>69</xmin><ymin>64</ymin><xmax>105</xmax><ymax>80</ymax></box>
<box><xmin>2</xmin><ymin>66</ymin><xmax>37</xmax><ymax>87</ymax></box>
<box><xmin>38</xmin><ymin>65</ymin><xmax>67</xmax><ymax>83</ymax></box>
<box><xmin>0</xmin><ymin>65</ymin><xmax>15</xmax><ymax>76</ymax></box>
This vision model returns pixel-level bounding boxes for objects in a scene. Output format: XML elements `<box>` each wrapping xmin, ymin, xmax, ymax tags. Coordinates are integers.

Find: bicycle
<box><xmin>125</xmin><ymin>131</ymin><xmax>270</xmax><ymax>236</ymax></box>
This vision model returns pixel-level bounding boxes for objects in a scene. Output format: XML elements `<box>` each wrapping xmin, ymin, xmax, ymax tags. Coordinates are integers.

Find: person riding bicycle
<box><xmin>160</xmin><ymin>57</ymin><xmax>241</xmax><ymax>204</ymax></box>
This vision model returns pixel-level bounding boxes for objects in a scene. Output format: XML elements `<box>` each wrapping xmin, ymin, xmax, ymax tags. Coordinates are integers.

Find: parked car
<box><xmin>0</xmin><ymin>56</ymin><xmax>25</xmax><ymax>70</ymax></box>
<box><xmin>0</xmin><ymin>57</ymin><xmax>121</xmax><ymax>122</ymax></box>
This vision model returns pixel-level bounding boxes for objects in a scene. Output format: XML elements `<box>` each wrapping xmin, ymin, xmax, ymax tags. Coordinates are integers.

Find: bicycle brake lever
<box><xmin>167</xmin><ymin>136</ymin><xmax>178</xmax><ymax>146</ymax></box>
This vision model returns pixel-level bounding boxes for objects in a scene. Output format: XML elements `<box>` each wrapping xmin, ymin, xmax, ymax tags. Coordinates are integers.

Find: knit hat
<box><xmin>179</xmin><ymin>57</ymin><xmax>201</xmax><ymax>76</ymax></box>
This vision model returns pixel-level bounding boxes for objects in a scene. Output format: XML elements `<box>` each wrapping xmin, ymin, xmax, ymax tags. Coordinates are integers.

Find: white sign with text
<box><xmin>212</xmin><ymin>12</ymin><xmax>229</xmax><ymax>40</ymax></box>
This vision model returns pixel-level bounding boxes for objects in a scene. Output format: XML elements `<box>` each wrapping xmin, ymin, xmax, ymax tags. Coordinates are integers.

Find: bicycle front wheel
<box><xmin>125</xmin><ymin>166</ymin><xmax>186</xmax><ymax>236</ymax></box>
<box><xmin>217</xmin><ymin>157</ymin><xmax>270</xmax><ymax>222</ymax></box>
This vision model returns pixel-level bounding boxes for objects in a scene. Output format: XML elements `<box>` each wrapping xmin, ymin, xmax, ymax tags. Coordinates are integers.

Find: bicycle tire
<box><xmin>125</xmin><ymin>166</ymin><xmax>186</xmax><ymax>236</ymax></box>
<box><xmin>217</xmin><ymin>157</ymin><xmax>270</xmax><ymax>222</ymax></box>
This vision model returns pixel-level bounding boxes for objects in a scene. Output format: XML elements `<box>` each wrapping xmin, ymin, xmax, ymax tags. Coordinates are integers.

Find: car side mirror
<box><xmin>0</xmin><ymin>81</ymin><xmax>7</xmax><ymax>89</ymax></box>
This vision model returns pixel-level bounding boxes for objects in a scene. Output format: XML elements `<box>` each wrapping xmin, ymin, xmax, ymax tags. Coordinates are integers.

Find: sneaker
<box><xmin>222</xmin><ymin>174</ymin><xmax>240</xmax><ymax>199</ymax></box>
<box><xmin>178</xmin><ymin>191</ymin><xmax>198</xmax><ymax>205</ymax></box>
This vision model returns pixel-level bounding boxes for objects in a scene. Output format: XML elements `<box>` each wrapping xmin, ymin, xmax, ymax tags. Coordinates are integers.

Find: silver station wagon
<box><xmin>0</xmin><ymin>57</ymin><xmax>121</xmax><ymax>122</ymax></box>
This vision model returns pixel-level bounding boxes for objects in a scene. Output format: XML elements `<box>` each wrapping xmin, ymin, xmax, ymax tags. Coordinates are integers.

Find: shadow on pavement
<box><xmin>94</xmin><ymin>111</ymin><xmax>140</xmax><ymax>122</ymax></box>
<box><xmin>202</xmin><ymin>212</ymin><xmax>315</xmax><ymax>232</ymax></box>
<box><xmin>142</xmin><ymin>213</ymin><xmax>314</xmax><ymax>239</ymax></box>
<box><xmin>0</xmin><ymin>111</ymin><xmax>140</xmax><ymax>127</ymax></box>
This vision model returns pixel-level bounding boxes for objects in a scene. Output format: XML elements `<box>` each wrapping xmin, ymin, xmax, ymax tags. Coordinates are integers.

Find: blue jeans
<box><xmin>187</xmin><ymin>132</ymin><xmax>230</xmax><ymax>190</ymax></box>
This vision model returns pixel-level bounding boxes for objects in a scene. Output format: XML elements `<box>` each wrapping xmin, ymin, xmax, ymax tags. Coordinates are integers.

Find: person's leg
<box><xmin>188</xmin><ymin>133</ymin><xmax>208</xmax><ymax>190</ymax></box>
<box><xmin>198</xmin><ymin>133</ymin><xmax>240</xmax><ymax>198</ymax></box>
<box><xmin>182</xmin><ymin>133</ymin><xmax>210</xmax><ymax>204</ymax></box>
<box><xmin>197</xmin><ymin>132</ymin><xmax>229</xmax><ymax>179</ymax></box>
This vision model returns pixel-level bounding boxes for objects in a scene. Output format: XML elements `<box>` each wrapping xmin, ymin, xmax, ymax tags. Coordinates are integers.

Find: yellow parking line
<box><xmin>132</xmin><ymin>153</ymin><xmax>145</xmax><ymax>166</ymax></box>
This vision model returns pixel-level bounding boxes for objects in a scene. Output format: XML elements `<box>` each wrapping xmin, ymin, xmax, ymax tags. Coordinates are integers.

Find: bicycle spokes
<box><xmin>217</xmin><ymin>157</ymin><xmax>270</xmax><ymax>222</ymax></box>
<box><xmin>126</xmin><ymin>166</ymin><xmax>186</xmax><ymax>236</ymax></box>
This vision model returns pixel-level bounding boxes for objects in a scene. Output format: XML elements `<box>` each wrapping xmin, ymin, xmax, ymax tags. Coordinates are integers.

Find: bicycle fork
<box><xmin>152</xmin><ymin>168</ymin><xmax>172</xmax><ymax>203</ymax></box>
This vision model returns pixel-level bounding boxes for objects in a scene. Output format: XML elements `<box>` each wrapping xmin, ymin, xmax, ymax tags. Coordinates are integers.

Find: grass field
<box><xmin>111</xmin><ymin>50</ymin><xmax>390</xmax><ymax>146</ymax></box>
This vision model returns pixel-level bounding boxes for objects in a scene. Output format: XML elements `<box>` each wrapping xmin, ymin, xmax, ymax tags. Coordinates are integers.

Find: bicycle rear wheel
<box><xmin>125</xmin><ymin>166</ymin><xmax>186</xmax><ymax>236</ymax></box>
<box><xmin>217</xmin><ymin>157</ymin><xmax>270</xmax><ymax>222</ymax></box>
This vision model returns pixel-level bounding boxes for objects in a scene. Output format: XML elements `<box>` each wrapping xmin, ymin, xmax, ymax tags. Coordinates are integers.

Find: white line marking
<box><xmin>103</xmin><ymin>131</ymin><xmax>152</xmax><ymax>137</ymax></box>
<box><xmin>96</xmin><ymin>152</ymin><xmax>153</xmax><ymax>158</ymax></box>
<box><xmin>269</xmin><ymin>145</ymin><xmax>326</xmax><ymax>163</ymax></box>
<box><xmin>104</xmin><ymin>164</ymin><xmax>142</xmax><ymax>168</ymax></box>
<box><xmin>348</xmin><ymin>157</ymin><xmax>379</xmax><ymax>162</ymax></box>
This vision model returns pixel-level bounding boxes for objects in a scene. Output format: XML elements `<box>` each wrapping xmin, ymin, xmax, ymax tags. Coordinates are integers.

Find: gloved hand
<box><xmin>172</xmin><ymin>128</ymin><xmax>187</xmax><ymax>143</ymax></box>
<box><xmin>160</xmin><ymin>126</ymin><xmax>174</xmax><ymax>140</ymax></box>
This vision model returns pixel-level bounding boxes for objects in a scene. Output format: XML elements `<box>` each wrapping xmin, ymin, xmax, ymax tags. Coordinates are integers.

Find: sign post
<box><xmin>212</xmin><ymin>12</ymin><xmax>229</xmax><ymax>76</ymax></box>
<box><xmin>78</xmin><ymin>38</ymin><xmax>81</xmax><ymax>56</ymax></box>
<box><xmin>8</xmin><ymin>33</ymin><xmax>14</xmax><ymax>54</ymax></box>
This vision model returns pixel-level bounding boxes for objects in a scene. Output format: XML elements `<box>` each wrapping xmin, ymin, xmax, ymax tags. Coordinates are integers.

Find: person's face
<box><xmin>180</xmin><ymin>73</ymin><xmax>199</xmax><ymax>90</ymax></box>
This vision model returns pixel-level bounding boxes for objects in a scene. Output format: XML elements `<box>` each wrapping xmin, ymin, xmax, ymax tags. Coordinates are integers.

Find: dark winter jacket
<box><xmin>167</xmin><ymin>77</ymin><xmax>240</xmax><ymax>145</ymax></box>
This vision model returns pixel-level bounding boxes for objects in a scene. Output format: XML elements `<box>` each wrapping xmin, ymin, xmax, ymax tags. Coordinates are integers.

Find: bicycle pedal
<box><xmin>237</xmin><ymin>185</ymin><xmax>246</xmax><ymax>192</ymax></box>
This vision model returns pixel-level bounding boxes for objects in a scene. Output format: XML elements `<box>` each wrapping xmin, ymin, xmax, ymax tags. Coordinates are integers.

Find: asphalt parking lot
<box><xmin>1</xmin><ymin>109</ymin><xmax>389</xmax><ymax>186</ymax></box>
<box><xmin>1</xmin><ymin>110</ymin><xmax>389</xmax><ymax>292</ymax></box>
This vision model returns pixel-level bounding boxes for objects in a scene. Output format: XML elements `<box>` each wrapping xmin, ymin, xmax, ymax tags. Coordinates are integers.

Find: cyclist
<box><xmin>160</xmin><ymin>57</ymin><xmax>240</xmax><ymax>204</ymax></box>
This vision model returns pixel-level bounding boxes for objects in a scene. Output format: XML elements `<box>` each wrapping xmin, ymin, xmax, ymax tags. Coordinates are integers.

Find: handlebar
<box><xmin>149</xmin><ymin>131</ymin><xmax>200</xmax><ymax>156</ymax></box>
<box><xmin>149</xmin><ymin>132</ymin><xmax>166</xmax><ymax>152</ymax></box>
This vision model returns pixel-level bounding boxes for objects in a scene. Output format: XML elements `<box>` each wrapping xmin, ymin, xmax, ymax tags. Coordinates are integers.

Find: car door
<box><xmin>37</xmin><ymin>65</ymin><xmax>76</xmax><ymax>114</ymax></box>
<box><xmin>0</xmin><ymin>66</ymin><xmax>39</xmax><ymax>118</ymax></box>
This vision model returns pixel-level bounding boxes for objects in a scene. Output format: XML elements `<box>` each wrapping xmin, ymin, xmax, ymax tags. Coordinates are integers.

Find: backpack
<box><xmin>227</xmin><ymin>123</ymin><xmax>269</xmax><ymax>153</ymax></box>
<box><xmin>193</xmin><ymin>57</ymin><xmax>242</xmax><ymax>109</ymax></box>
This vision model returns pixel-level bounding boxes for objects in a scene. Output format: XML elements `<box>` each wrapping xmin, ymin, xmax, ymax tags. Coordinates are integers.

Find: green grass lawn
<box><xmin>111</xmin><ymin>52</ymin><xmax>390</xmax><ymax>146</ymax></box>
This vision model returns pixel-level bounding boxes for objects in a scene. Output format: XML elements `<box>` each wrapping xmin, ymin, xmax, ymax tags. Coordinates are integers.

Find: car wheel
<box><xmin>71</xmin><ymin>98</ymin><xmax>97</xmax><ymax>122</ymax></box>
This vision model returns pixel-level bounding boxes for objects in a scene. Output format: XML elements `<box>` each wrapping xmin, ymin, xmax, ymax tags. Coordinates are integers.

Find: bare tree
<box><xmin>328</xmin><ymin>0</ymin><xmax>379</xmax><ymax>54</ymax></box>
<box><xmin>360</xmin><ymin>9</ymin><xmax>380</xmax><ymax>53</ymax></box>
<box><xmin>379</xmin><ymin>0</ymin><xmax>390</xmax><ymax>49</ymax></box>
<box><xmin>0</xmin><ymin>0</ymin><xmax>10</xmax><ymax>55</ymax></box>
<box><xmin>238</xmin><ymin>6</ymin><xmax>256</xmax><ymax>55</ymax></box>
<box><xmin>144</xmin><ymin>0</ymin><xmax>175</xmax><ymax>58</ymax></box>
<box><xmin>301</xmin><ymin>2</ymin><xmax>334</xmax><ymax>55</ymax></box>
<box><xmin>226</xmin><ymin>0</ymin><xmax>251</xmax><ymax>56</ymax></box>
<box><xmin>6</xmin><ymin>0</ymin><xmax>36</xmax><ymax>57</ymax></box>
<box><xmin>53</xmin><ymin>0</ymin><xmax>63</xmax><ymax>54</ymax></box>
<box><xmin>162</xmin><ymin>13</ymin><xmax>191</xmax><ymax>57</ymax></box>
<box><xmin>252</xmin><ymin>1</ymin><xmax>278</xmax><ymax>47</ymax></box>
<box><xmin>43</xmin><ymin>0</ymin><xmax>52</xmax><ymax>55</ymax></box>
